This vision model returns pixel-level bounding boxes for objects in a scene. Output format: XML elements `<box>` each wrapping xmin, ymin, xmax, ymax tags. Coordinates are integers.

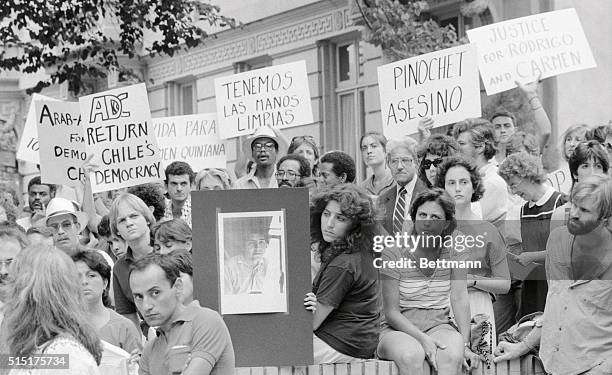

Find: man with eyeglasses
<box><xmin>224</xmin><ymin>217</ymin><xmax>275</xmax><ymax>295</ymax></box>
<box><xmin>377</xmin><ymin>138</ymin><xmax>427</xmax><ymax>235</ymax></box>
<box><xmin>234</xmin><ymin>126</ymin><xmax>288</xmax><ymax>189</ymax></box>
<box><xmin>275</xmin><ymin>154</ymin><xmax>311</xmax><ymax>188</ymax></box>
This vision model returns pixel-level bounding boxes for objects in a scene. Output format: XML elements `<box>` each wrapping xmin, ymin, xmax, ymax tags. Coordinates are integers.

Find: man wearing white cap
<box><xmin>233</xmin><ymin>127</ymin><xmax>288</xmax><ymax>189</ymax></box>
<box><xmin>45</xmin><ymin>197</ymin><xmax>91</xmax><ymax>257</ymax></box>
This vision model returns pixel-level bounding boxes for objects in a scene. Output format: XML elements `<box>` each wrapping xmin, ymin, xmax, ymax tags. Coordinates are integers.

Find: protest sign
<box><xmin>546</xmin><ymin>165</ymin><xmax>572</xmax><ymax>195</ymax></box>
<box><xmin>79</xmin><ymin>83</ymin><xmax>163</xmax><ymax>193</ymax></box>
<box><xmin>36</xmin><ymin>100</ymin><xmax>86</xmax><ymax>186</ymax></box>
<box><xmin>153</xmin><ymin>113</ymin><xmax>227</xmax><ymax>170</ymax></box>
<box><xmin>377</xmin><ymin>44</ymin><xmax>481</xmax><ymax>139</ymax></box>
<box><xmin>214</xmin><ymin>60</ymin><xmax>313</xmax><ymax>139</ymax></box>
<box><xmin>467</xmin><ymin>8</ymin><xmax>596</xmax><ymax>95</ymax></box>
<box><xmin>16</xmin><ymin>94</ymin><xmax>60</xmax><ymax>164</ymax></box>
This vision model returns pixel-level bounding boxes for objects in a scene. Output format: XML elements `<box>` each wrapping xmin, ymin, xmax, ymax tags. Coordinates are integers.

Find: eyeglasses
<box><xmin>253</xmin><ymin>143</ymin><xmax>276</xmax><ymax>152</ymax></box>
<box><xmin>48</xmin><ymin>220</ymin><xmax>76</xmax><ymax>233</ymax></box>
<box><xmin>421</xmin><ymin>158</ymin><xmax>444</xmax><ymax>169</ymax></box>
<box><xmin>246</xmin><ymin>239</ymin><xmax>268</xmax><ymax>248</ymax></box>
<box><xmin>389</xmin><ymin>158</ymin><xmax>414</xmax><ymax>167</ymax></box>
<box><xmin>275</xmin><ymin>171</ymin><xmax>299</xmax><ymax>180</ymax></box>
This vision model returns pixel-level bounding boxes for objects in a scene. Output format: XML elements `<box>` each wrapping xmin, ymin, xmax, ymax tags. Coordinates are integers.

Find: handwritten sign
<box><xmin>36</xmin><ymin>100</ymin><xmax>86</xmax><ymax>186</ymax></box>
<box><xmin>153</xmin><ymin>113</ymin><xmax>227</xmax><ymax>171</ymax></box>
<box><xmin>467</xmin><ymin>8</ymin><xmax>596</xmax><ymax>95</ymax></box>
<box><xmin>546</xmin><ymin>164</ymin><xmax>572</xmax><ymax>195</ymax></box>
<box><xmin>214</xmin><ymin>61</ymin><xmax>313</xmax><ymax>139</ymax></box>
<box><xmin>377</xmin><ymin>44</ymin><xmax>481</xmax><ymax>139</ymax></box>
<box><xmin>16</xmin><ymin>94</ymin><xmax>59</xmax><ymax>164</ymax></box>
<box><xmin>79</xmin><ymin>83</ymin><xmax>163</xmax><ymax>193</ymax></box>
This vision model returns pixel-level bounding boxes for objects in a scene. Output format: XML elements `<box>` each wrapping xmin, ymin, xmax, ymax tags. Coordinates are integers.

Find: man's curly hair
<box><xmin>498</xmin><ymin>152</ymin><xmax>546</xmax><ymax>184</ymax></box>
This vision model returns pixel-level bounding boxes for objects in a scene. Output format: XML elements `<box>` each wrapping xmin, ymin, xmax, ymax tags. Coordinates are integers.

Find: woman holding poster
<box><xmin>304</xmin><ymin>184</ymin><xmax>381</xmax><ymax>364</ymax></box>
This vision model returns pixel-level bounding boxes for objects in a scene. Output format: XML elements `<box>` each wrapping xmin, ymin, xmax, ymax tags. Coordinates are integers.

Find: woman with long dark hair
<box><xmin>5</xmin><ymin>244</ymin><xmax>102</xmax><ymax>374</ymax></box>
<box><xmin>304</xmin><ymin>184</ymin><xmax>381</xmax><ymax>364</ymax></box>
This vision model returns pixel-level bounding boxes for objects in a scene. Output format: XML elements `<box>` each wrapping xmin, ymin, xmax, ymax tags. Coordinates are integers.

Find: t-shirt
<box><xmin>456</xmin><ymin>220</ymin><xmax>507</xmax><ymax>278</ymax></box>
<box><xmin>380</xmin><ymin>232</ymin><xmax>470</xmax><ymax>310</ymax></box>
<box><xmin>313</xmin><ymin>251</ymin><xmax>381</xmax><ymax>359</ymax></box>
<box><xmin>98</xmin><ymin>309</ymin><xmax>142</xmax><ymax>354</ymax></box>
<box><xmin>139</xmin><ymin>304</ymin><xmax>234</xmax><ymax>375</ymax></box>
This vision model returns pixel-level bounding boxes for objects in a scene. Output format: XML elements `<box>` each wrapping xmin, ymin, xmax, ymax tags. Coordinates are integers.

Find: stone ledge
<box><xmin>237</xmin><ymin>358</ymin><xmax>523</xmax><ymax>375</ymax></box>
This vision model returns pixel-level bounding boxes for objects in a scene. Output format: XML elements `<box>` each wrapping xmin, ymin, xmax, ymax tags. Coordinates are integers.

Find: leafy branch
<box><xmin>0</xmin><ymin>0</ymin><xmax>237</xmax><ymax>95</ymax></box>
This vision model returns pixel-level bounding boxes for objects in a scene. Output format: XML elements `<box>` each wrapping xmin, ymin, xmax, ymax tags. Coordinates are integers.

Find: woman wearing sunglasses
<box><xmin>417</xmin><ymin>134</ymin><xmax>461</xmax><ymax>188</ymax></box>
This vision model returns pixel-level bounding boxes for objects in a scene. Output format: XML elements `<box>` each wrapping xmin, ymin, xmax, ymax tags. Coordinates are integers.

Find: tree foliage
<box><xmin>0</xmin><ymin>0</ymin><xmax>236</xmax><ymax>94</ymax></box>
<box><xmin>355</xmin><ymin>0</ymin><xmax>461</xmax><ymax>62</ymax></box>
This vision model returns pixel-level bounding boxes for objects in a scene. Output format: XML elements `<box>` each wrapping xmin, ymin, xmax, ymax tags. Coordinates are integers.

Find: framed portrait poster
<box><xmin>191</xmin><ymin>188</ymin><xmax>312</xmax><ymax>367</ymax></box>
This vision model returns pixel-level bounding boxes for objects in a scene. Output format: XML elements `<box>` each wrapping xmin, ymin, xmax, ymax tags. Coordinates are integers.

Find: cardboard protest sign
<box><xmin>153</xmin><ymin>113</ymin><xmax>227</xmax><ymax>170</ymax></box>
<box><xmin>377</xmin><ymin>44</ymin><xmax>481</xmax><ymax>139</ymax></box>
<box><xmin>16</xmin><ymin>94</ymin><xmax>60</xmax><ymax>164</ymax></box>
<box><xmin>79</xmin><ymin>83</ymin><xmax>163</xmax><ymax>193</ymax></box>
<box><xmin>36</xmin><ymin>100</ymin><xmax>86</xmax><ymax>186</ymax></box>
<box><xmin>546</xmin><ymin>165</ymin><xmax>572</xmax><ymax>195</ymax></box>
<box><xmin>467</xmin><ymin>8</ymin><xmax>596</xmax><ymax>95</ymax></box>
<box><xmin>214</xmin><ymin>60</ymin><xmax>313</xmax><ymax>139</ymax></box>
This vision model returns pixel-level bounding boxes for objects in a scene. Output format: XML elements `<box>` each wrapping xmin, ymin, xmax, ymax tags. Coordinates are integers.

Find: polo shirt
<box><xmin>139</xmin><ymin>304</ymin><xmax>235</xmax><ymax>375</ymax></box>
<box><xmin>113</xmin><ymin>248</ymin><xmax>137</xmax><ymax>315</ymax></box>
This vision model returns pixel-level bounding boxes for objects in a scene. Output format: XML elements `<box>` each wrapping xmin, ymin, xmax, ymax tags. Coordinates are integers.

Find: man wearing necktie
<box><xmin>377</xmin><ymin>139</ymin><xmax>428</xmax><ymax>235</ymax></box>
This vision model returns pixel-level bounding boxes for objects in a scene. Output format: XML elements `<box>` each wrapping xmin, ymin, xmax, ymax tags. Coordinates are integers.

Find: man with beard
<box><xmin>233</xmin><ymin>126</ymin><xmax>287</xmax><ymax>189</ymax></box>
<box><xmin>16</xmin><ymin>176</ymin><xmax>56</xmax><ymax>230</ymax></box>
<box><xmin>377</xmin><ymin>139</ymin><xmax>427</xmax><ymax>234</ymax></box>
<box><xmin>275</xmin><ymin>154</ymin><xmax>311</xmax><ymax>188</ymax></box>
<box><xmin>494</xmin><ymin>174</ymin><xmax>612</xmax><ymax>375</ymax></box>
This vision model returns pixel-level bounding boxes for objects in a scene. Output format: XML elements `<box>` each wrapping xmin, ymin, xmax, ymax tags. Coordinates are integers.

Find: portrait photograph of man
<box><xmin>218</xmin><ymin>211</ymin><xmax>288</xmax><ymax>314</ymax></box>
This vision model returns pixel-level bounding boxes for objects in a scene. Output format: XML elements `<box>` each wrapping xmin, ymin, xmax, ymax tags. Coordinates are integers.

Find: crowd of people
<box><xmin>0</xmin><ymin>77</ymin><xmax>611</xmax><ymax>375</ymax></box>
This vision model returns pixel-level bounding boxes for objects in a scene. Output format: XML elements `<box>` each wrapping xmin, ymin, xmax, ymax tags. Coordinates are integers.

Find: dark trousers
<box><xmin>493</xmin><ymin>280</ymin><xmax>523</xmax><ymax>336</ymax></box>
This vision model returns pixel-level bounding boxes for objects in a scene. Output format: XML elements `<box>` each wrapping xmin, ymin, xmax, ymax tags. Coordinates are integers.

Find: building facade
<box><xmin>1</xmin><ymin>0</ymin><xmax>610</xmax><ymax>193</ymax></box>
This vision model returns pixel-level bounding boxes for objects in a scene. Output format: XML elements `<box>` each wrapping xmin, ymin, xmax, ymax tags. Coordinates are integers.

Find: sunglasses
<box><xmin>421</xmin><ymin>158</ymin><xmax>444</xmax><ymax>169</ymax></box>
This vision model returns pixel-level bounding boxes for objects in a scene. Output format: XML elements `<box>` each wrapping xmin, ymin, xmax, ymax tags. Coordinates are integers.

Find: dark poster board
<box><xmin>191</xmin><ymin>188</ymin><xmax>313</xmax><ymax>367</ymax></box>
